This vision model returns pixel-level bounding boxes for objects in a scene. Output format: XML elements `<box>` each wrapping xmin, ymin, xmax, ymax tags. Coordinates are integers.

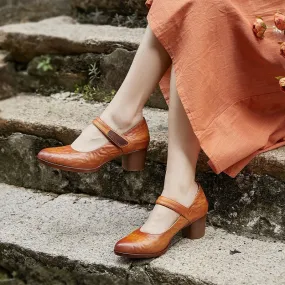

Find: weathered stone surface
<box><xmin>0</xmin><ymin>0</ymin><xmax>72</xmax><ymax>26</ymax></box>
<box><xmin>1</xmin><ymin>133</ymin><xmax>284</xmax><ymax>241</ymax></box>
<box><xmin>246</xmin><ymin>147</ymin><xmax>285</xmax><ymax>181</ymax></box>
<box><xmin>0</xmin><ymin>183</ymin><xmax>285</xmax><ymax>285</ymax></box>
<box><xmin>0</xmin><ymin>95</ymin><xmax>285</xmax><ymax>241</ymax></box>
<box><xmin>0</xmin><ymin>57</ymin><xmax>16</xmax><ymax>99</ymax></box>
<box><xmin>100</xmin><ymin>48</ymin><xmax>136</xmax><ymax>90</ymax></box>
<box><xmin>100</xmin><ymin>48</ymin><xmax>167</xmax><ymax>109</ymax></box>
<box><xmin>25</xmin><ymin>53</ymin><xmax>101</xmax><ymax>92</ymax></box>
<box><xmin>76</xmin><ymin>9</ymin><xmax>148</xmax><ymax>28</ymax></box>
<box><xmin>0</xmin><ymin>60</ymin><xmax>65</xmax><ymax>96</ymax></box>
<box><xmin>27</xmin><ymin>53</ymin><xmax>100</xmax><ymax>76</ymax></box>
<box><xmin>0</xmin><ymin>133</ymin><xmax>165</xmax><ymax>203</ymax></box>
<box><xmin>0</xmin><ymin>17</ymin><xmax>145</xmax><ymax>62</ymax></box>
<box><xmin>72</xmin><ymin>0</ymin><xmax>148</xmax><ymax>16</ymax></box>
<box><xmin>0</xmin><ymin>47</ymin><xmax>167</xmax><ymax>108</ymax></box>
<box><xmin>197</xmin><ymin>171</ymin><xmax>285</xmax><ymax>241</ymax></box>
<box><xmin>73</xmin><ymin>0</ymin><xmax>148</xmax><ymax>27</ymax></box>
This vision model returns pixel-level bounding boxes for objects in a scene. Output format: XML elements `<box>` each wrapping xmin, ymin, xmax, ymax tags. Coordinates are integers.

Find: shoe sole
<box><xmin>37</xmin><ymin>149</ymin><xmax>147</xmax><ymax>173</ymax></box>
<box><xmin>114</xmin><ymin>246</ymin><xmax>169</xmax><ymax>259</ymax></box>
<box><xmin>37</xmin><ymin>158</ymin><xmax>105</xmax><ymax>173</ymax></box>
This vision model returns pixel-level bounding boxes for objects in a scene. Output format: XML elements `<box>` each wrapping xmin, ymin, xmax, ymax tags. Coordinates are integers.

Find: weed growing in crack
<box><xmin>88</xmin><ymin>63</ymin><xmax>100</xmax><ymax>85</ymax></box>
<box><xmin>37</xmin><ymin>56</ymin><xmax>53</xmax><ymax>72</ymax></box>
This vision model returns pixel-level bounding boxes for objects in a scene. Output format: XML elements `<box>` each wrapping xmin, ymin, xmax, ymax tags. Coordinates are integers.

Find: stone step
<box><xmin>0</xmin><ymin>183</ymin><xmax>284</xmax><ymax>285</ymax></box>
<box><xmin>0</xmin><ymin>17</ymin><xmax>167</xmax><ymax>109</ymax></box>
<box><xmin>0</xmin><ymin>17</ymin><xmax>144</xmax><ymax>62</ymax></box>
<box><xmin>0</xmin><ymin>94</ymin><xmax>285</xmax><ymax>241</ymax></box>
<box><xmin>0</xmin><ymin>50</ymin><xmax>13</xmax><ymax>100</ymax></box>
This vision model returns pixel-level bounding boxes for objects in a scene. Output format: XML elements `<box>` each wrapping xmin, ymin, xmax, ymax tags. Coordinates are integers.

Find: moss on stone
<box><xmin>76</xmin><ymin>10</ymin><xmax>147</xmax><ymax>28</ymax></box>
<box><xmin>0</xmin><ymin>272</ymin><xmax>9</xmax><ymax>280</ymax></box>
<box><xmin>74</xmin><ymin>84</ymin><xmax>116</xmax><ymax>102</ymax></box>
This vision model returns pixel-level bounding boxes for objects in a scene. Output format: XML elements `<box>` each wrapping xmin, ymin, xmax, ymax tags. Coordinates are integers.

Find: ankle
<box><xmin>100</xmin><ymin>109</ymin><xmax>143</xmax><ymax>133</ymax></box>
<box><xmin>162</xmin><ymin>181</ymin><xmax>198</xmax><ymax>207</ymax></box>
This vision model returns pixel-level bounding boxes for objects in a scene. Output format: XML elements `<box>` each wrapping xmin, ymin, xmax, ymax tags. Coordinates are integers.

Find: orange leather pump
<box><xmin>37</xmin><ymin>117</ymin><xmax>150</xmax><ymax>172</ymax></box>
<box><xmin>114</xmin><ymin>183</ymin><xmax>209</xmax><ymax>259</ymax></box>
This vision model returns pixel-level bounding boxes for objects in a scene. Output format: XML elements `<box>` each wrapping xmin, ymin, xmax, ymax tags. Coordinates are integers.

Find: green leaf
<box><xmin>37</xmin><ymin>62</ymin><xmax>44</xmax><ymax>69</ymax></box>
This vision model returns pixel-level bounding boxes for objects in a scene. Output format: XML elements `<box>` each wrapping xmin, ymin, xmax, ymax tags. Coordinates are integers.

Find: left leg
<box><xmin>72</xmin><ymin>26</ymin><xmax>171</xmax><ymax>152</ymax></box>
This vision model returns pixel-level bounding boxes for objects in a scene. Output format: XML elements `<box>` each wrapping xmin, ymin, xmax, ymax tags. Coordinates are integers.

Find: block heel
<box><xmin>122</xmin><ymin>149</ymin><xmax>147</xmax><ymax>171</ymax></box>
<box><xmin>182</xmin><ymin>215</ymin><xmax>207</xmax><ymax>239</ymax></box>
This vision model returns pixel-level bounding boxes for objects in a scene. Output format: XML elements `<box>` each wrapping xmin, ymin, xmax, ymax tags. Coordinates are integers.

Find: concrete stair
<box><xmin>0</xmin><ymin>94</ymin><xmax>285</xmax><ymax>243</ymax></box>
<box><xmin>0</xmin><ymin>183</ymin><xmax>284</xmax><ymax>285</ymax></box>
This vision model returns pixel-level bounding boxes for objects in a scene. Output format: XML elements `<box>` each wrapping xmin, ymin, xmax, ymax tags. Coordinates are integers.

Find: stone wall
<box><xmin>0</xmin><ymin>0</ymin><xmax>148</xmax><ymax>26</ymax></box>
<box><xmin>0</xmin><ymin>0</ymin><xmax>72</xmax><ymax>26</ymax></box>
<box><xmin>72</xmin><ymin>0</ymin><xmax>148</xmax><ymax>15</ymax></box>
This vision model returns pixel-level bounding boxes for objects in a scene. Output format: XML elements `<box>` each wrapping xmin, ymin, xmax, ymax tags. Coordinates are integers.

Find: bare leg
<box><xmin>72</xmin><ymin>26</ymin><xmax>171</xmax><ymax>152</ymax></box>
<box><xmin>140</xmin><ymin>67</ymin><xmax>201</xmax><ymax>234</ymax></box>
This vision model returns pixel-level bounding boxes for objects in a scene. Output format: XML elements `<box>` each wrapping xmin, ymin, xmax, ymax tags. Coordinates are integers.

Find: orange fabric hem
<box><xmin>147</xmin><ymin>6</ymin><xmax>285</xmax><ymax>178</ymax></box>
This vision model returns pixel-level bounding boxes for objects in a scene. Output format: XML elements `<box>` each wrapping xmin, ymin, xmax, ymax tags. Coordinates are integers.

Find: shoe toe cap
<box><xmin>114</xmin><ymin>239</ymin><xmax>133</xmax><ymax>254</ymax></box>
<box><xmin>37</xmin><ymin>148</ymin><xmax>52</xmax><ymax>162</ymax></box>
<box><xmin>37</xmin><ymin>145</ymin><xmax>73</xmax><ymax>164</ymax></box>
<box><xmin>114</xmin><ymin>229</ymin><xmax>160</xmax><ymax>256</ymax></box>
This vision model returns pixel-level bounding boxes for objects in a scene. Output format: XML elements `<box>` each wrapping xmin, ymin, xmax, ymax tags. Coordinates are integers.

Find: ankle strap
<box><xmin>93</xmin><ymin>117</ymin><xmax>129</xmax><ymax>149</ymax></box>
<box><xmin>156</xmin><ymin>184</ymin><xmax>201</xmax><ymax>221</ymax></box>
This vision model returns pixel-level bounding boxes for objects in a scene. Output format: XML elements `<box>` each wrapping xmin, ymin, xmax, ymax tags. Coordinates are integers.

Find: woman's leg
<box><xmin>72</xmin><ymin>26</ymin><xmax>171</xmax><ymax>152</ymax></box>
<box><xmin>141</xmin><ymin>67</ymin><xmax>201</xmax><ymax>234</ymax></box>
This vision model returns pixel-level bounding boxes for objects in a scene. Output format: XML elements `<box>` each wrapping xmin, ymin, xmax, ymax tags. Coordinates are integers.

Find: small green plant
<box><xmin>90</xmin><ymin>8</ymin><xmax>104</xmax><ymax>22</ymax></box>
<box><xmin>74</xmin><ymin>84</ymin><xmax>97</xmax><ymax>101</ymax></box>
<box><xmin>0</xmin><ymin>272</ymin><xmax>8</xmax><ymax>280</ymax></box>
<box><xmin>36</xmin><ymin>84</ymin><xmax>63</xmax><ymax>96</ymax></box>
<box><xmin>113</xmin><ymin>13</ymin><xmax>124</xmax><ymax>26</ymax></box>
<box><xmin>37</xmin><ymin>56</ymin><xmax>53</xmax><ymax>72</ymax></box>
<box><xmin>88</xmin><ymin>63</ymin><xmax>100</xmax><ymax>85</ymax></box>
<box><xmin>125</xmin><ymin>13</ymin><xmax>138</xmax><ymax>27</ymax></box>
<box><xmin>126</xmin><ymin>0</ymin><xmax>138</xmax><ymax>9</ymax></box>
<box><xmin>103</xmin><ymin>89</ymin><xmax>116</xmax><ymax>103</ymax></box>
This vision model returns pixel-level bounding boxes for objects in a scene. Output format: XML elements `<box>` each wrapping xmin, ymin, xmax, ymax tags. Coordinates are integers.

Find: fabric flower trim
<box><xmin>145</xmin><ymin>0</ymin><xmax>153</xmax><ymax>9</ymax></box>
<box><xmin>274</xmin><ymin>12</ymin><xmax>285</xmax><ymax>31</ymax></box>
<box><xmin>253</xmin><ymin>11</ymin><xmax>285</xmax><ymax>93</ymax></box>
<box><xmin>253</xmin><ymin>11</ymin><xmax>285</xmax><ymax>38</ymax></box>
<box><xmin>253</xmin><ymin>17</ymin><xmax>267</xmax><ymax>38</ymax></box>
<box><xmin>280</xmin><ymin>41</ymin><xmax>285</xmax><ymax>57</ymax></box>
<box><xmin>276</xmin><ymin>76</ymin><xmax>285</xmax><ymax>92</ymax></box>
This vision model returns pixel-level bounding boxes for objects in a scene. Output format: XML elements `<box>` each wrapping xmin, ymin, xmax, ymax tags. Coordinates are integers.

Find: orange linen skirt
<box><xmin>146</xmin><ymin>0</ymin><xmax>285</xmax><ymax>177</ymax></box>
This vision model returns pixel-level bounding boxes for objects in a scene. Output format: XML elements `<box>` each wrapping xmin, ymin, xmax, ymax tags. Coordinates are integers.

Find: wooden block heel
<box><xmin>182</xmin><ymin>215</ymin><xmax>207</xmax><ymax>239</ymax></box>
<box><xmin>122</xmin><ymin>149</ymin><xmax>147</xmax><ymax>171</ymax></box>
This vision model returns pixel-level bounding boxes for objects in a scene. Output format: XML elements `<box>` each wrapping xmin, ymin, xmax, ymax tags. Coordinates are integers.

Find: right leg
<box><xmin>72</xmin><ymin>26</ymin><xmax>171</xmax><ymax>152</ymax></box>
<box><xmin>141</xmin><ymin>67</ymin><xmax>201</xmax><ymax>234</ymax></box>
